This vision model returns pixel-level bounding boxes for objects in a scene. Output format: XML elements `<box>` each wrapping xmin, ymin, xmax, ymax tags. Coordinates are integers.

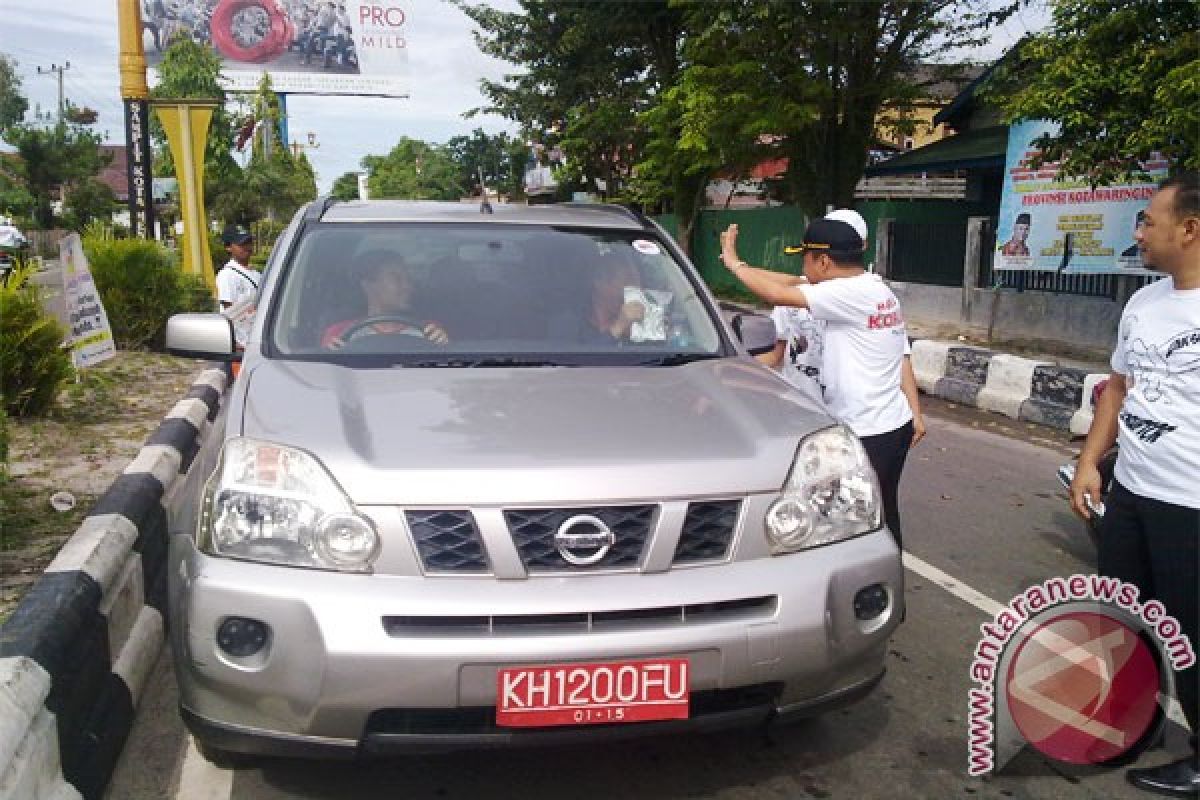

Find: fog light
<box><xmin>853</xmin><ymin>584</ymin><xmax>889</xmax><ymax>621</ymax></box>
<box><xmin>217</xmin><ymin>616</ymin><xmax>269</xmax><ymax>657</ymax></box>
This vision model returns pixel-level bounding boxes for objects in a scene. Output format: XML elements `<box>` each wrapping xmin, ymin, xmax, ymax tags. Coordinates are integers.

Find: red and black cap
<box><xmin>784</xmin><ymin>218</ymin><xmax>865</xmax><ymax>259</ymax></box>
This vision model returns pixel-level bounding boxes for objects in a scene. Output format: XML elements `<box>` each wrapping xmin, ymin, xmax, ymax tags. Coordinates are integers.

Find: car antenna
<box><xmin>478</xmin><ymin>167</ymin><xmax>493</xmax><ymax>214</ymax></box>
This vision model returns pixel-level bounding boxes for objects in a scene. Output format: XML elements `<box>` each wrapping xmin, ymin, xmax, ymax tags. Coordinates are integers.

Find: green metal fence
<box><xmin>655</xmin><ymin>206</ymin><xmax>808</xmax><ymax>296</ymax></box>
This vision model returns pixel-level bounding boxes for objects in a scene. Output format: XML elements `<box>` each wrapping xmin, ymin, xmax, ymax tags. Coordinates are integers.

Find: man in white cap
<box><xmin>821</xmin><ymin>210</ymin><xmax>926</xmax><ymax>448</ymax></box>
<box><xmin>737</xmin><ymin>209</ymin><xmax>924</xmax><ymax>549</ymax></box>
<box><xmin>759</xmin><ymin>209</ymin><xmax>923</xmax><ymax>435</ymax></box>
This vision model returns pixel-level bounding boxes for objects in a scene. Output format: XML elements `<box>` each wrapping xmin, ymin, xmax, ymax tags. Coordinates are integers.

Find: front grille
<box><xmin>674</xmin><ymin>500</ymin><xmax>740</xmax><ymax>564</ymax></box>
<box><xmin>381</xmin><ymin>595</ymin><xmax>777</xmax><ymax>637</ymax></box>
<box><xmin>505</xmin><ymin>506</ymin><xmax>655</xmax><ymax>572</ymax></box>
<box><xmin>406</xmin><ymin>511</ymin><xmax>489</xmax><ymax>573</ymax></box>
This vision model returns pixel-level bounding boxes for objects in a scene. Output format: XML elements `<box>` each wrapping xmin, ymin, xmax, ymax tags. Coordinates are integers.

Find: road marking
<box><xmin>903</xmin><ymin>552</ymin><xmax>1006</xmax><ymax>617</ymax></box>
<box><xmin>903</xmin><ymin>552</ymin><xmax>1191</xmax><ymax>730</ymax></box>
<box><xmin>175</xmin><ymin>736</ymin><xmax>234</xmax><ymax>800</ymax></box>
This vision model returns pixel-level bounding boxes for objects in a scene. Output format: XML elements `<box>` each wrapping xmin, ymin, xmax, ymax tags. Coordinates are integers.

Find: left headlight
<box><xmin>765</xmin><ymin>425</ymin><xmax>881</xmax><ymax>554</ymax></box>
<box><xmin>198</xmin><ymin>438</ymin><xmax>380</xmax><ymax>572</ymax></box>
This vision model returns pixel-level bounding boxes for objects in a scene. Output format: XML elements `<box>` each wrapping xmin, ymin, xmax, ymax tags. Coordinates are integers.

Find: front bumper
<box><xmin>170</xmin><ymin>529</ymin><xmax>902</xmax><ymax>757</ymax></box>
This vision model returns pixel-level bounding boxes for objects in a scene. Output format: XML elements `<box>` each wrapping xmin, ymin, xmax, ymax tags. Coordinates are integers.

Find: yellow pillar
<box><xmin>116</xmin><ymin>0</ymin><xmax>148</xmax><ymax>101</ymax></box>
<box><xmin>154</xmin><ymin>101</ymin><xmax>217</xmax><ymax>290</ymax></box>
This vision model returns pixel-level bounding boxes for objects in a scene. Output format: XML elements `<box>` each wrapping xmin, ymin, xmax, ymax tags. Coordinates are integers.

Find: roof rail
<box><xmin>555</xmin><ymin>202</ymin><xmax>645</xmax><ymax>225</ymax></box>
<box><xmin>303</xmin><ymin>195</ymin><xmax>338</xmax><ymax>223</ymax></box>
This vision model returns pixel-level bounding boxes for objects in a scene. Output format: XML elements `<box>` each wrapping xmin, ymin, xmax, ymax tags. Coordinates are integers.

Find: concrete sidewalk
<box><xmin>904</xmin><ymin>321</ymin><xmax>1109</xmax><ymax>436</ymax></box>
<box><xmin>720</xmin><ymin>301</ymin><xmax>1108</xmax><ymax>436</ymax></box>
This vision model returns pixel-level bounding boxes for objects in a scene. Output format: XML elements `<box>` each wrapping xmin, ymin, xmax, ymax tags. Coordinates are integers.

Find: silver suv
<box><xmin>166</xmin><ymin>199</ymin><xmax>902</xmax><ymax>761</ymax></box>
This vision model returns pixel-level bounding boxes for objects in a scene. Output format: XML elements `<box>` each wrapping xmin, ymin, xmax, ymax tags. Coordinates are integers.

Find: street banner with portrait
<box><xmin>59</xmin><ymin>234</ymin><xmax>117</xmax><ymax>369</ymax></box>
<box><xmin>996</xmin><ymin>120</ymin><xmax>1169</xmax><ymax>273</ymax></box>
<box><xmin>144</xmin><ymin>0</ymin><xmax>409</xmax><ymax>97</ymax></box>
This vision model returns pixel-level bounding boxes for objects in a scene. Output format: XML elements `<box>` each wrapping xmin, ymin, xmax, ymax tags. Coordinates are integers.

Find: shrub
<box><xmin>84</xmin><ymin>238</ymin><xmax>216</xmax><ymax>350</ymax></box>
<box><xmin>209</xmin><ymin>230</ymin><xmax>227</xmax><ymax>273</ymax></box>
<box><xmin>0</xmin><ymin>263</ymin><xmax>73</xmax><ymax>417</ymax></box>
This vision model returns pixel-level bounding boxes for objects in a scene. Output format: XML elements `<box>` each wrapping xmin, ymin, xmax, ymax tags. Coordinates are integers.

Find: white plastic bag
<box><xmin>624</xmin><ymin>287</ymin><xmax>672</xmax><ymax>342</ymax></box>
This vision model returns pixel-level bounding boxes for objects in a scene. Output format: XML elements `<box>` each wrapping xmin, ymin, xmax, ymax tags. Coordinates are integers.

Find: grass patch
<box><xmin>0</xmin><ymin>480</ymin><xmax>95</xmax><ymax>553</ymax></box>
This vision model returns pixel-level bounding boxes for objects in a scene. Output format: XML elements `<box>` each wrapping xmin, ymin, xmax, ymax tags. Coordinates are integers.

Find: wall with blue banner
<box><xmin>996</xmin><ymin>120</ymin><xmax>1168</xmax><ymax>274</ymax></box>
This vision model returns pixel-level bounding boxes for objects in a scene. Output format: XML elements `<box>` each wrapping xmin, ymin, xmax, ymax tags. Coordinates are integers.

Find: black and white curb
<box><xmin>911</xmin><ymin>340</ymin><xmax>1105</xmax><ymax>435</ymax></box>
<box><xmin>0</xmin><ymin>368</ymin><xmax>225</xmax><ymax>800</ymax></box>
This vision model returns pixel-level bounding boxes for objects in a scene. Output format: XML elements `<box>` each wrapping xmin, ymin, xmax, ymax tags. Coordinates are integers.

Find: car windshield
<box><xmin>268</xmin><ymin>222</ymin><xmax>726</xmax><ymax>365</ymax></box>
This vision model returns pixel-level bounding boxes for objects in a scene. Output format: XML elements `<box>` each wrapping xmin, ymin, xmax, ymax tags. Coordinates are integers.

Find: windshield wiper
<box><xmin>635</xmin><ymin>353</ymin><xmax>721</xmax><ymax>366</ymax></box>
<box><xmin>404</xmin><ymin>357</ymin><xmax>563</xmax><ymax>368</ymax></box>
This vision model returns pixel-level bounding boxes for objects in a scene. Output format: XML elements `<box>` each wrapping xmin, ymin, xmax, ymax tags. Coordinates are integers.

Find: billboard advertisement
<box><xmin>996</xmin><ymin>119</ymin><xmax>1169</xmax><ymax>273</ymax></box>
<box><xmin>144</xmin><ymin>0</ymin><xmax>409</xmax><ymax>96</ymax></box>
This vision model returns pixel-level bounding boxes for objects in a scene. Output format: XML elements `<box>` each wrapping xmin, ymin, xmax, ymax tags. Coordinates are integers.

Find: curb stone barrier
<box><xmin>910</xmin><ymin>340</ymin><xmax>1104</xmax><ymax>434</ymax></box>
<box><xmin>0</xmin><ymin>368</ymin><xmax>226</xmax><ymax>800</ymax></box>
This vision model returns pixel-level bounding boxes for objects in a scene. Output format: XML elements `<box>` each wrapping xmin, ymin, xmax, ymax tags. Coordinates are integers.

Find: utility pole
<box><xmin>36</xmin><ymin>62</ymin><xmax>70</xmax><ymax>122</ymax></box>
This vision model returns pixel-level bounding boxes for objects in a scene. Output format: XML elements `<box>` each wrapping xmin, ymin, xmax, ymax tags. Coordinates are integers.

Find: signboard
<box><xmin>59</xmin><ymin>234</ymin><xmax>117</xmax><ymax>369</ymax></box>
<box><xmin>144</xmin><ymin>1</ymin><xmax>409</xmax><ymax>97</ymax></box>
<box><xmin>996</xmin><ymin>120</ymin><xmax>1169</xmax><ymax>273</ymax></box>
<box><xmin>124</xmin><ymin>98</ymin><xmax>155</xmax><ymax>239</ymax></box>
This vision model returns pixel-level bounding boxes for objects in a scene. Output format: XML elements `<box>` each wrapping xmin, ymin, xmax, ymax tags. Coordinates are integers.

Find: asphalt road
<box><xmin>106</xmin><ymin>398</ymin><xmax>1190</xmax><ymax>800</ymax></box>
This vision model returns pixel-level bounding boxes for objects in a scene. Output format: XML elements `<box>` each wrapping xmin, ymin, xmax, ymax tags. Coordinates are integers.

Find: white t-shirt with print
<box><xmin>215</xmin><ymin>259</ymin><xmax>261</xmax><ymax>308</ymax></box>
<box><xmin>802</xmin><ymin>272</ymin><xmax>912</xmax><ymax>437</ymax></box>
<box><xmin>1111</xmin><ymin>277</ymin><xmax>1200</xmax><ymax>509</ymax></box>
<box><xmin>770</xmin><ymin>305</ymin><xmax>826</xmax><ymax>408</ymax></box>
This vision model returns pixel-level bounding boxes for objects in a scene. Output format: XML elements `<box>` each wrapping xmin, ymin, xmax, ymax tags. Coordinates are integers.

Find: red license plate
<box><xmin>496</xmin><ymin>658</ymin><xmax>689</xmax><ymax>728</ymax></box>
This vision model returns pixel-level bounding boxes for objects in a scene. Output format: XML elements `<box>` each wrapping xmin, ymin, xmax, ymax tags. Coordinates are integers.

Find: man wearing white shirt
<box><xmin>215</xmin><ymin>225</ymin><xmax>260</xmax><ymax>311</ymax></box>
<box><xmin>1070</xmin><ymin>172</ymin><xmax>1198</xmax><ymax>797</ymax></box>
<box><xmin>758</xmin><ymin>210</ymin><xmax>925</xmax><ymax>446</ymax></box>
<box><xmin>722</xmin><ymin>216</ymin><xmax>917</xmax><ymax>548</ymax></box>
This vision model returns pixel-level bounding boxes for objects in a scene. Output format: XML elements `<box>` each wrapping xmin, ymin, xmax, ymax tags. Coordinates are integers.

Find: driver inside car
<box><xmin>320</xmin><ymin>251</ymin><xmax>450</xmax><ymax>349</ymax></box>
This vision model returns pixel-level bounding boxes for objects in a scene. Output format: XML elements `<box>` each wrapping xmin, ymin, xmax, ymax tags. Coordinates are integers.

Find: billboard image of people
<box><xmin>995</xmin><ymin>119</ymin><xmax>1168</xmax><ymax>273</ymax></box>
<box><xmin>144</xmin><ymin>0</ymin><xmax>408</xmax><ymax>96</ymax></box>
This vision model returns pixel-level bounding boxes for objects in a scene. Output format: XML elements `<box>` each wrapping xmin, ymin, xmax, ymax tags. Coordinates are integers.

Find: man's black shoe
<box><xmin>1127</xmin><ymin>756</ymin><xmax>1200</xmax><ymax>797</ymax></box>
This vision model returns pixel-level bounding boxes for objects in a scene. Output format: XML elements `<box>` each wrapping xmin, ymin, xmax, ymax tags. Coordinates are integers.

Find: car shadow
<box><xmin>257</xmin><ymin>700</ymin><xmax>892</xmax><ymax>799</ymax></box>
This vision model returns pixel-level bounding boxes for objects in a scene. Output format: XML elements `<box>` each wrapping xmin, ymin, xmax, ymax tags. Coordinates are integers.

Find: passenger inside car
<box><xmin>320</xmin><ymin>250</ymin><xmax>450</xmax><ymax>349</ymax></box>
<box><xmin>547</xmin><ymin>252</ymin><xmax>648</xmax><ymax>344</ymax></box>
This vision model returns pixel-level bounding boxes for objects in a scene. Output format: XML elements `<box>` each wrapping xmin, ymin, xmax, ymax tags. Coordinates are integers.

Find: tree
<box><xmin>331</xmin><ymin>171</ymin><xmax>362</xmax><ymax>201</ymax></box>
<box><xmin>150</xmin><ymin>38</ymin><xmax>240</xmax><ymax>201</ymax></box>
<box><xmin>365</xmin><ymin>138</ymin><xmax>463</xmax><ymax>201</ymax></box>
<box><xmin>0</xmin><ymin>56</ymin><xmax>33</xmax><ymax>221</ymax></box>
<box><xmin>459</xmin><ymin>1</ymin><xmax>992</xmax><ymax>249</ymax></box>
<box><xmin>457</xmin><ymin>1</ymin><xmax>690</xmax><ymax>234</ymax></box>
<box><xmin>4</xmin><ymin>123</ymin><xmax>109</xmax><ymax>228</ymax></box>
<box><xmin>664</xmin><ymin>2</ymin><xmax>993</xmax><ymax>218</ymax></box>
<box><xmin>445</xmin><ymin>128</ymin><xmax>527</xmax><ymax>200</ymax></box>
<box><xmin>232</xmin><ymin>74</ymin><xmax>317</xmax><ymax>223</ymax></box>
<box><xmin>0</xmin><ymin>55</ymin><xmax>28</xmax><ymax>131</ymax></box>
<box><xmin>990</xmin><ymin>0</ymin><xmax>1199</xmax><ymax>182</ymax></box>
<box><xmin>63</xmin><ymin>177</ymin><xmax>118</xmax><ymax>230</ymax></box>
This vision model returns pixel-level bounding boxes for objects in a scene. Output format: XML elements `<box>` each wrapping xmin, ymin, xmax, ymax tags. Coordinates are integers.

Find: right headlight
<box><xmin>198</xmin><ymin>438</ymin><xmax>380</xmax><ymax>572</ymax></box>
<box><xmin>765</xmin><ymin>425</ymin><xmax>881</xmax><ymax>554</ymax></box>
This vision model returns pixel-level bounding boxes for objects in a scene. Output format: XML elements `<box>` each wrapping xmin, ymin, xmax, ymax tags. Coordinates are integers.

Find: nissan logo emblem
<box><xmin>554</xmin><ymin>515</ymin><xmax>615</xmax><ymax>566</ymax></box>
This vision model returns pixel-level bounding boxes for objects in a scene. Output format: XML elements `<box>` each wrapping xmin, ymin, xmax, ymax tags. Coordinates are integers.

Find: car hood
<box><xmin>237</xmin><ymin>359</ymin><xmax>833</xmax><ymax>505</ymax></box>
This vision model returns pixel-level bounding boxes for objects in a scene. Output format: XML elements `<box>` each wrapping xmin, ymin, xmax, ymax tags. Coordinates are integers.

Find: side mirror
<box><xmin>166</xmin><ymin>313</ymin><xmax>238</xmax><ymax>361</ymax></box>
<box><xmin>731</xmin><ymin>312</ymin><xmax>776</xmax><ymax>356</ymax></box>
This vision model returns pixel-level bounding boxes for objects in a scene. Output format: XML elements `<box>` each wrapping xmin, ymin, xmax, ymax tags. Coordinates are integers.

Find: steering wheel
<box><xmin>338</xmin><ymin>314</ymin><xmax>432</xmax><ymax>343</ymax></box>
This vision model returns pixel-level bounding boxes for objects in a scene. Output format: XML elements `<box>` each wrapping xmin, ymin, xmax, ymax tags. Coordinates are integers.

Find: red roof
<box><xmin>96</xmin><ymin>145</ymin><xmax>128</xmax><ymax>201</ymax></box>
<box><xmin>749</xmin><ymin>157</ymin><xmax>788</xmax><ymax>180</ymax></box>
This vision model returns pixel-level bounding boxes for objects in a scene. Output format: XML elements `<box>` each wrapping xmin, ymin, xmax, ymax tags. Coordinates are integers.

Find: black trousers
<box><xmin>860</xmin><ymin>420</ymin><xmax>914</xmax><ymax>549</ymax></box>
<box><xmin>1099</xmin><ymin>480</ymin><xmax>1199</xmax><ymax>746</ymax></box>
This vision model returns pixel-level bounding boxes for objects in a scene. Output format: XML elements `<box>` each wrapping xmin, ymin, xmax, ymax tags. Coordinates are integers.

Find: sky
<box><xmin>1</xmin><ymin>0</ymin><xmax>1048</xmax><ymax>193</ymax></box>
<box><xmin>2</xmin><ymin>0</ymin><xmax>523</xmax><ymax>191</ymax></box>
